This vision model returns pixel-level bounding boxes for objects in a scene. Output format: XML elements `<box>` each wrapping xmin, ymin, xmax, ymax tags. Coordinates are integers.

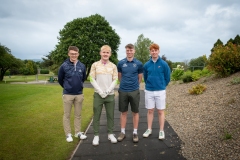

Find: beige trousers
<box><xmin>62</xmin><ymin>94</ymin><xmax>84</xmax><ymax>136</ymax></box>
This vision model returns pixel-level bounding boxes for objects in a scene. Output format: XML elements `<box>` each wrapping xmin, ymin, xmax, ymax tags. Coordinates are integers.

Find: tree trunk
<box><xmin>86</xmin><ymin>65</ymin><xmax>91</xmax><ymax>81</ymax></box>
<box><xmin>0</xmin><ymin>69</ymin><xmax>5</xmax><ymax>81</ymax></box>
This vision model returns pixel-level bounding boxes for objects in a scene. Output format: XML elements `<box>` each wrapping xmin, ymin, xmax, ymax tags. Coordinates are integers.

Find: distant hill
<box><xmin>23</xmin><ymin>59</ymin><xmax>43</xmax><ymax>62</ymax></box>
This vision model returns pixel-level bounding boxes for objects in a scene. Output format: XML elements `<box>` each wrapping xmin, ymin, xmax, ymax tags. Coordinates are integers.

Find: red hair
<box><xmin>149</xmin><ymin>43</ymin><xmax>159</xmax><ymax>50</ymax></box>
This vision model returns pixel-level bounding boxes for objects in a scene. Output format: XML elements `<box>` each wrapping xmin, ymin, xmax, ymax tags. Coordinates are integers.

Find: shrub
<box><xmin>191</xmin><ymin>70</ymin><xmax>202</xmax><ymax>81</ymax></box>
<box><xmin>40</xmin><ymin>69</ymin><xmax>49</xmax><ymax>74</ymax></box>
<box><xmin>181</xmin><ymin>70</ymin><xmax>193</xmax><ymax>83</ymax></box>
<box><xmin>189</xmin><ymin>84</ymin><xmax>207</xmax><ymax>95</ymax></box>
<box><xmin>4</xmin><ymin>70</ymin><xmax>10</xmax><ymax>76</ymax></box>
<box><xmin>201</xmin><ymin>67</ymin><xmax>212</xmax><ymax>77</ymax></box>
<box><xmin>208</xmin><ymin>42</ymin><xmax>240</xmax><ymax>77</ymax></box>
<box><xmin>223</xmin><ymin>130</ymin><xmax>232</xmax><ymax>140</ymax></box>
<box><xmin>171</xmin><ymin>65</ymin><xmax>184</xmax><ymax>81</ymax></box>
<box><xmin>230</xmin><ymin>77</ymin><xmax>240</xmax><ymax>85</ymax></box>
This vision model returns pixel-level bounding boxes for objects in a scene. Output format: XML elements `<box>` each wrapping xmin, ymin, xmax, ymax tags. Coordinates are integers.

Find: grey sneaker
<box><xmin>143</xmin><ymin>129</ymin><xmax>152</xmax><ymax>137</ymax></box>
<box><xmin>66</xmin><ymin>133</ymin><xmax>73</xmax><ymax>142</ymax></box>
<box><xmin>75</xmin><ymin>132</ymin><xmax>87</xmax><ymax>140</ymax></box>
<box><xmin>117</xmin><ymin>132</ymin><xmax>125</xmax><ymax>142</ymax></box>
<box><xmin>133</xmin><ymin>133</ymin><xmax>139</xmax><ymax>143</ymax></box>
<box><xmin>159</xmin><ymin>131</ymin><xmax>165</xmax><ymax>140</ymax></box>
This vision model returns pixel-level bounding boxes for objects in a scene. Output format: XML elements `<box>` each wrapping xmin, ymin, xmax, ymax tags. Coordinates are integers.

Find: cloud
<box><xmin>0</xmin><ymin>0</ymin><xmax>240</xmax><ymax>62</ymax></box>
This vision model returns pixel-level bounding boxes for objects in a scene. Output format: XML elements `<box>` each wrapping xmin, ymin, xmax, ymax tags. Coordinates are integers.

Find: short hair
<box><xmin>68</xmin><ymin>46</ymin><xmax>79</xmax><ymax>52</ymax></box>
<box><xmin>100</xmin><ymin>45</ymin><xmax>111</xmax><ymax>52</ymax></box>
<box><xmin>149</xmin><ymin>43</ymin><xmax>160</xmax><ymax>50</ymax></box>
<box><xmin>125</xmin><ymin>43</ymin><xmax>135</xmax><ymax>49</ymax></box>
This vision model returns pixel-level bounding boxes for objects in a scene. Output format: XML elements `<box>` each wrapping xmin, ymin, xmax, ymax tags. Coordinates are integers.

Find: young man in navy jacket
<box><xmin>58</xmin><ymin>46</ymin><xmax>87</xmax><ymax>142</ymax></box>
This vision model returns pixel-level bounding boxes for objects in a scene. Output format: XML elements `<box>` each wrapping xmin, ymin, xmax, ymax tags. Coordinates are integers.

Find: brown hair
<box><xmin>149</xmin><ymin>43</ymin><xmax>160</xmax><ymax>50</ymax></box>
<box><xmin>125</xmin><ymin>43</ymin><xmax>135</xmax><ymax>49</ymax></box>
<box><xmin>68</xmin><ymin>46</ymin><xmax>79</xmax><ymax>52</ymax></box>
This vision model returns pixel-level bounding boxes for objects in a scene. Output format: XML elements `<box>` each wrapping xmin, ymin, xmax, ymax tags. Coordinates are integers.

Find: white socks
<box><xmin>133</xmin><ymin>129</ymin><xmax>137</xmax><ymax>134</ymax></box>
<box><xmin>121</xmin><ymin>128</ymin><xmax>138</xmax><ymax>134</ymax></box>
<box><xmin>121</xmin><ymin>128</ymin><xmax>125</xmax><ymax>134</ymax></box>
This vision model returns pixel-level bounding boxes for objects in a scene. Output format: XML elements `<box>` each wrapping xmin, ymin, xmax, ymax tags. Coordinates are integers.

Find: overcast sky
<box><xmin>0</xmin><ymin>0</ymin><xmax>240</xmax><ymax>62</ymax></box>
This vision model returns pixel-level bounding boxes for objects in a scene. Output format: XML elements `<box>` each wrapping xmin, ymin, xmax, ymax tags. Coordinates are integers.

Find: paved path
<box><xmin>71</xmin><ymin>88</ymin><xmax>186</xmax><ymax>160</ymax></box>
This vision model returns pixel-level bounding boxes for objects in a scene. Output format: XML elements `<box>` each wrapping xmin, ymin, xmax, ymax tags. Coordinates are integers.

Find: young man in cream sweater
<box><xmin>89</xmin><ymin>45</ymin><xmax>118</xmax><ymax>146</ymax></box>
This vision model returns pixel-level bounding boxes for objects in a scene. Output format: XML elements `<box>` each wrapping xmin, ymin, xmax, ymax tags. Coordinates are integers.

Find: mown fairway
<box><xmin>0</xmin><ymin>83</ymin><xmax>94</xmax><ymax>160</ymax></box>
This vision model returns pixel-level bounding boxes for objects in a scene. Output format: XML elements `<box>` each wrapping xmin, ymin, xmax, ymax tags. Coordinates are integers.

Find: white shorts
<box><xmin>144</xmin><ymin>90</ymin><xmax>166</xmax><ymax>110</ymax></box>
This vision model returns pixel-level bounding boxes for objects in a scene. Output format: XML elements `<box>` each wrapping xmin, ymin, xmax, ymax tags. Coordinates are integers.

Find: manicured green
<box><xmin>0</xmin><ymin>84</ymin><xmax>94</xmax><ymax>160</ymax></box>
<box><xmin>2</xmin><ymin>75</ymin><xmax>54</xmax><ymax>83</ymax></box>
<box><xmin>1</xmin><ymin>75</ymin><xmax>90</xmax><ymax>84</ymax></box>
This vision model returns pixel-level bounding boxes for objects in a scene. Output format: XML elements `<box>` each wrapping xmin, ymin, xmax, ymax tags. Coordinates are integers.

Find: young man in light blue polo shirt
<box><xmin>117</xmin><ymin>44</ymin><xmax>143</xmax><ymax>143</ymax></box>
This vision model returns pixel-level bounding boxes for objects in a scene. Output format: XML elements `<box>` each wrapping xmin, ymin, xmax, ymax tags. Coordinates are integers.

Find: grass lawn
<box><xmin>2</xmin><ymin>75</ymin><xmax>53</xmax><ymax>83</ymax></box>
<box><xmin>0</xmin><ymin>83</ymin><xmax>94</xmax><ymax>160</ymax></box>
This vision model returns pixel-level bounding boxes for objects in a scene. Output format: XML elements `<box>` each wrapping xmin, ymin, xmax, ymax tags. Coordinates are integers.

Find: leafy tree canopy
<box><xmin>211</xmin><ymin>39</ymin><xmax>223</xmax><ymax>52</ymax></box>
<box><xmin>48</xmin><ymin>14</ymin><xmax>120</xmax><ymax>78</ymax></box>
<box><xmin>189</xmin><ymin>55</ymin><xmax>207</xmax><ymax>71</ymax></box>
<box><xmin>134</xmin><ymin>34</ymin><xmax>153</xmax><ymax>64</ymax></box>
<box><xmin>233</xmin><ymin>34</ymin><xmax>240</xmax><ymax>45</ymax></box>
<box><xmin>226</xmin><ymin>38</ymin><xmax>234</xmax><ymax>45</ymax></box>
<box><xmin>0</xmin><ymin>43</ymin><xmax>23</xmax><ymax>81</ymax></box>
<box><xmin>208</xmin><ymin>42</ymin><xmax>240</xmax><ymax>77</ymax></box>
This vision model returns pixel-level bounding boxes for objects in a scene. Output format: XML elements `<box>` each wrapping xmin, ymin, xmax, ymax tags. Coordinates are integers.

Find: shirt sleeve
<box><xmin>117</xmin><ymin>62</ymin><xmax>122</xmax><ymax>73</ymax></box>
<box><xmin>138</xmin><ymin>62</ymin><xmax>144</xmax><ymax>74</ymax></box>
<box><xmin>106</xmin><ymin>64</ymin><xmax>118</xmax><ymax>92</ymax></box>
<box><xmin>58</xmin><ymin>65</ymin><xmax>64</xmax><ymax>88</ymax></box>
<box><xmin>164</xmin><ymin>62</ymin><xmax>171</xmax><ymax>86</ymax></box>
<box><xmin>113</xmin><ymin>64</ymin><xmax>118</xmax><ymax>81</ymax></box>
<box><xmin>89</xmin><ymin>63</ymin><xmax>103</xmax><ymax>93</ymax></box>
<box><xmin>82</xmin><ymin>64</ymin><xmax>86</xmax><ymax>82</ymax></box>
<box><xmin>143</xmin><ymin>64</ymin><xmax>148</xmax><ymax>83</ymax></box>
<box><xmin>89</xmin><ymin>63</ymin><xmax>96</xmax><ymax>79</ymax></box>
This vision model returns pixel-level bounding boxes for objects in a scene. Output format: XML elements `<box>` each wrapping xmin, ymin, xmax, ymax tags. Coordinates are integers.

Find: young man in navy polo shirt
<box><xmin>117</xmin><ymin>44</ymin><xmax>143</xmax><ymax>143</ymax></box>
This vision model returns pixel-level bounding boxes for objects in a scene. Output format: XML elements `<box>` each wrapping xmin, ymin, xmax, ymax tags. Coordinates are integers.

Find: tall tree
<box><xmin>161</xmin><ymin>54</ymin><xmax>173</xmax><ymax>71</ymax></box>
<box><xmin>23</xmin><ymin>60</ymin><xmax>37</xmax><ymax>75</ymax></box>
<box><xmin>134</xmin><ymin>34</ymin><xmax>153</xmax><ymax>64</ymax></box>
<box><xmin>189</xmin><ymin>55</ymin><xmax>207</xmax><ymax>71</ymax></box>
<box><xmin>49</xmin><ymin>14</ymin><xmax>120</xmax><ymax>78</ymax></box>
<box><xmin>211</xmin><ymin>39</ymin><xmax>223</xmax><ymax>52</ymax></box>
<box><xmin>0</xmin><ymin>44</ymin><xmax>23</xmax><ymax>81</ymax></box>
<box><xmin>233</xmin><ymin>34</ymin><xmax>240</xmax><ymax>45</ymax></box>
<box><xmin>226</xmin><ymin>38</ymin><xmax>234</xmax><ymax>45</ymax></box>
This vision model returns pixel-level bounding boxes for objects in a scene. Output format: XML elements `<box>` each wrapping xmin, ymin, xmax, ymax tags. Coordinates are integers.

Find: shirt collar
<box><xmin>125</xmin><ymin>57</ymin><xmax>136</xmax><ymax>62</ymax></box>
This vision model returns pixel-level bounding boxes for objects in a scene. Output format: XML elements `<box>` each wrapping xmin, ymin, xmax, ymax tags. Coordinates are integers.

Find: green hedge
<box><xmin>40</xmin><ymin>69</ymin><xmax>49</xmax><ymax>74</ymax></box>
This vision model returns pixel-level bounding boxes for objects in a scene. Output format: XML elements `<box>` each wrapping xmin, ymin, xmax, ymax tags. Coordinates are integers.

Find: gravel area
<box><xmin>165</xmin><ymin>72</ymin><xmax>240</xmax><ymax>160</ymax></box>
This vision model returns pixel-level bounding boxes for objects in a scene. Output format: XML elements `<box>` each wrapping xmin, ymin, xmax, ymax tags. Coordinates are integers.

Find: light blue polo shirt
<box><xmin>117</xmin><ymin>58</ymin><xmax>143</xmax><ymax>92</ymax></box>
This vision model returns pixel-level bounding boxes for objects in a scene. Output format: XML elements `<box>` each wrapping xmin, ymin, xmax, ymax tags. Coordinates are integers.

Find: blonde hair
<box><xmin>100</xmin><ymin>45</ymin><xmax>111</xmax><ymax>52</ymax></box>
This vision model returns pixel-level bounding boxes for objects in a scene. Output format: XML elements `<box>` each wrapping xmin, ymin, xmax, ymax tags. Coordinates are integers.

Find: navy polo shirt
<box><xmin>117</xmin><ymin>58</ymin><xmax>143</xmax><ymax>92</ymax></box>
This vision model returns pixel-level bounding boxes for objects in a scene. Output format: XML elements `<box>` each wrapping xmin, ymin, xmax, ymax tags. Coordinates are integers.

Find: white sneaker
<box><xmin>159</xmin><ymin>131</ymin><xmax>165</xmax><ymax>140</ymax></box>
<box><xmin>75</xmin><ymin>132</ymin><xmax>87</xmax><ymax>140</ymax></box>
<box><xmin>92</xmin><ymin>136</ymin><xmax>99</xmax><ymax>146</ymax></box>
<box><xmin>108</xmin><ymin>134</ymin><xmax>117</xmax><ymax>143</ymax></box>
<box><xmin>143</xmin><ymin>129</ymin><xmax>152</xmax><ymax>137</ymax></box>
<box><xmin>66</xmin><ymin>133</ymin><xmax>73</xmax><ymax>142</ymax></box>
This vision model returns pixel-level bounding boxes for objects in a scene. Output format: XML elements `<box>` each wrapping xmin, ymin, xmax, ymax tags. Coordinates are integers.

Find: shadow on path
<box><xmin>71</xmin><ymin>88</ymin><xmax>186</xmax><ymax>160</ymax></box>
